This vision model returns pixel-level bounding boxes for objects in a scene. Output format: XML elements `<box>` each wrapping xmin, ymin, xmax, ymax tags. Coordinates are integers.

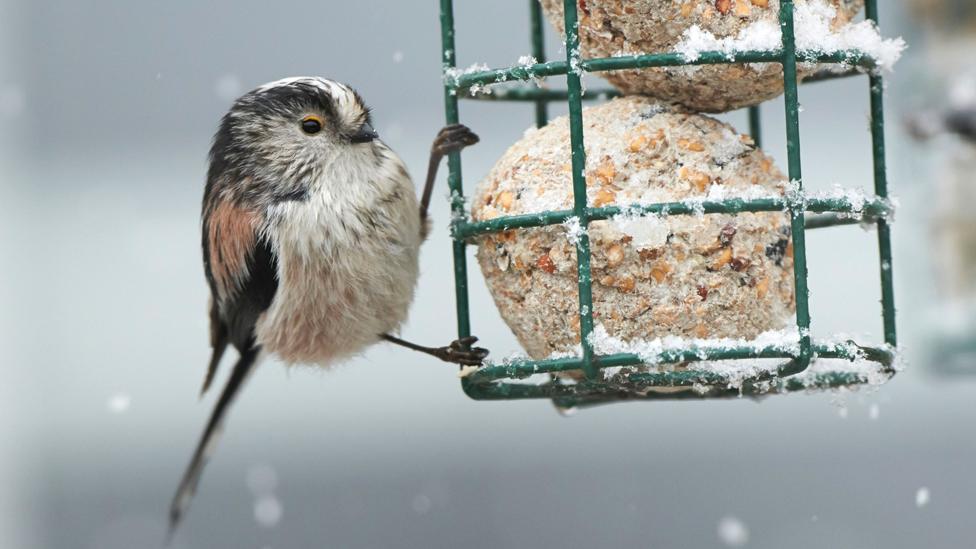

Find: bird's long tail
<box><xmin>167</xmin><ymin>345</ymin><xmax>261</xmax><ymax>542</ymax></box>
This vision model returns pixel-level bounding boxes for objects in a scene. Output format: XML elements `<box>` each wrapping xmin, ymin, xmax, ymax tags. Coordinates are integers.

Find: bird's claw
<box><xmin>438</xmin><ymin>336</ymin><xmax>489</xmax><ymax>366</ymax></box>
<box><xmin>433</xmin><ymin>124</ymin><xmax>480</xmax><ymax>156</ymax></box>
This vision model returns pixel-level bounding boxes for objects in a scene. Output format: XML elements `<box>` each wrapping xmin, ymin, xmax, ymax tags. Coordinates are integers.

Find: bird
<box><xmin>906</xmin><ymin>107</ymin><xmax>976</xmax><ymax>145</ymax></box>
<box><xmin>904</xmin><ymin>73</ymin><xmax>976</xmax><ymax>145</ymax></box>
<box><xmin>944</xmin><ymin>107</ymin><xmax>976</xmax><ymax>144</ymax></box>
<box><xmin>167</xmin><ymin>76</ymin><xmax>486</xmax><ymax>539</ymax></box>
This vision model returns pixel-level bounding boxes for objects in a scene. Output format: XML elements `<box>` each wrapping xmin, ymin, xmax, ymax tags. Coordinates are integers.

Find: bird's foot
<box><xmin>432</xmin><ymin>124</ymin><xmax>479</xmax><ymax>156</ymax></box>
<box><xmin>434</xmin><ymin>336</ymin><xmax>489</xmax><ymax>366</ymax></box>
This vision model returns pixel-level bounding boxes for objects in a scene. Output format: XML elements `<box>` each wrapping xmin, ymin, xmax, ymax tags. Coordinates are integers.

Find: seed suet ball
<box><xmin>471</xmin><ymin>96</ymin><xmax>796</xmax><ymax>360</ymax></box>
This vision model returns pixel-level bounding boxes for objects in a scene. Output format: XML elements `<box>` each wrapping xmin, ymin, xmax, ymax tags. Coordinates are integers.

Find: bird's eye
<box><xmin>301</xmin><ymin>116</ymin><xmax>323</xmax><ymax>135</ymax></box>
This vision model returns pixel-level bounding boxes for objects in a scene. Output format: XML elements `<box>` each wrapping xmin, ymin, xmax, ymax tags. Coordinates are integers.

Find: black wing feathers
<box><xmin>222</xmin><ymin>237</ymin><xmax>279</xmax><ymax>350</ymax></box>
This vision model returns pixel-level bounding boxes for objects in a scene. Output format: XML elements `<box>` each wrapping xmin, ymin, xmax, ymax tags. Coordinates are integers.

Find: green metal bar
<box><xmin>802</xmin><ymin>67</ymin><xmax>862</xmax><ymax>84</ymax></box>
<box><xmin>780</xmin><ymin>0</ymin><xmax>813</xmax><ymax>369</ymax></box>
<box><xmin>562</xmin><ymin>0</ymin><xmax>597</xmax><ymax>379</ymax></box>
<box><xmin>866</xmin><ymin>0</ymin><xmax>898</xmax><ymax>348</ymax></box>
<box><xmin>461</xmin><ymin>336</ymin><xmax>898</xmax><ymax>403</ymax></box>
<box><xmin>459</xmin><ymin>71</ymin><xmax>859</xmax><ymax>104</ymax></box>
<box><xmin>463</xmin><ymin>367</ymin><xmax>895</xmax><ymax>402</ymax></box>
<box><xmin>454</xmin><ymin>196</ymin><xmax>893</xmax><ymax>239</ymax></box>
<box><xmin>450</xmin><ymin>50</ymin><xmax>875</xmax><ymax>91</ymax></box>
<box><xmin>466</xmin><ymin>348</ymin><xmax>790</xmax><ymax>383</ymax></box>
<box><xmin>458</xmin><ymin>70</ymin><xmax>858</xmax><ymax>102</ymax></box>
<box><xmin>463</xmin><ymin>87</ymin><xmax>620</xmax><ymax>102</ymax></box>
<box><xmin>528</xmin><ymin>0</ymin><xmax>548</xmax><ymax>128</ymax></box>
<box><xmin>865</xmin><ymin>1</ymin><xmax>881</xmax><ymax>36</ymax></box>
<box><xmin>748</xmin><ymin>105</ymin><xmax>762</xmax><ymax>149</ymax></box>
<box><xmin>452</xmin><ymin>60</ymin><xmax>570</xmax><ymax>90</ymax></box>
<box><xmin>463</xmin><ymin>341</ymin><xmax>894</xmax><ymax>384</ymax></box>
<box><xmin>582</xmin><ymin>50</ymin><xmax>871</xmax><ymax>71</ymax></box>
<box><xmin>464</xmin><ymin>364</ymin><xmax>893</xmax><ymax>403</ymax></box>
<box><xmin>804</xmin><ymin>213</ymin><xmax>870</xmax><ymax>230</ymax></box>
<box><xmin>439</xmin><ymin>0</ymin><xmax>472</xmax><ymax>340</ymax></box>
<box><xmin>584</xmin><ymin>50</ymin><xmax>778</xmax><ymax>70</ymax></box>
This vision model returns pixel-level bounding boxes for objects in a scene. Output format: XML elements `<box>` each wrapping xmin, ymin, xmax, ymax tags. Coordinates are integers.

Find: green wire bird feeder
<box><xmin>439</xmin><ymin>0</ymin><xmax>898</xmax><ymax>407</ymax></box>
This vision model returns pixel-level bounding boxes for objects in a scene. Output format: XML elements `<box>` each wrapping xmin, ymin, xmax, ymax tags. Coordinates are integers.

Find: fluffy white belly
<box><xmin>255</xmin><ymin>178</ymin><xmax>421</xmax><ymax>365</ymax></box>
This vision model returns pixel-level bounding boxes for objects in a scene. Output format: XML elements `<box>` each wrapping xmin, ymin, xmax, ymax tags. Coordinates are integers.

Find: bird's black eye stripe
<box><xmin>301</xmin><ymin>116</ymin><xmax>323</xmax><ymax>135</ymax></box>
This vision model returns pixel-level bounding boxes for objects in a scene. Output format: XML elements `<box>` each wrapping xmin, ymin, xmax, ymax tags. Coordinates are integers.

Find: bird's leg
<box><xmin>381</xmin><ymin>333</ymin><xmax>488</xmax><ymax>366</ymax></box>
<box><xmin>419</xmin><ymin>124</ymin><xmax>480</xmax><ymax>226</ymax></box>
<box><xmin>405</xmin><ymin>125</ymin><xmax>484</xmax><ymax>367</ymax></box>
<box><xmin>400</xmin><ymin>124</ymin><xmax>488</xmax><ymax>366</ymax></box>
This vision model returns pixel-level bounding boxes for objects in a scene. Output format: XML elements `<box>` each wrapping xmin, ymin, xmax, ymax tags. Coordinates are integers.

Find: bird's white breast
<box><xmin>255</xmin><ymin>148</ymin><xmax>422</xmax><ymax>365</ymax></box>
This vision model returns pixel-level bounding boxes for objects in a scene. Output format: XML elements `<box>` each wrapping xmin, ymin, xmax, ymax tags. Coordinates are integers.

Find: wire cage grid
<box><xmin>439</xmin><ymin>0</ymin><xmax>897</xmax><ymax>406</ymax></box>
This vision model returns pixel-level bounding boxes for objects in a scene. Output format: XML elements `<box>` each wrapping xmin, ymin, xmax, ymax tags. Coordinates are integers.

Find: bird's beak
<box><xmin>350</xmin><ymin>122</ymin><xmax>378</xmax><ymax>143</ymax></box>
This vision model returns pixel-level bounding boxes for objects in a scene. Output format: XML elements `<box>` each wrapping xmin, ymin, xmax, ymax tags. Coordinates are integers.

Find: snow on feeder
<box><xmin>439</xmin><ymin>0</ymin><xmax>899</xmax><ymax>407</ymax></box>
<box><xmin>536</xmin><ymin>0</ymin><xmax>909</xmax><ymax>113</ymax></box>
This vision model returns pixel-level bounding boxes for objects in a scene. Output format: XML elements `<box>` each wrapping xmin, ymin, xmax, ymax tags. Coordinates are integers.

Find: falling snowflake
<box><xmin>254</xmin><ymin>495</ymin><xmax>283</xmax><ymax>527</ymax></box>
<box><xmin>106</xmin><ymin>393</ymin><xmax>131</xmax><ymax>414</ymax></box>
<box><xmin>717</xmin><ymin>516</ymin><xmax>749</xmax><ymax>547</ymax></box>
<box><xmin>555</xmin><ymin>405</ymin><xmax>578</xmax><ymax>417</ymax></box>
<box><xmin>915</xmin><ymin>487</ymin><xmax>930</xmax><ymax>508</ymax></box>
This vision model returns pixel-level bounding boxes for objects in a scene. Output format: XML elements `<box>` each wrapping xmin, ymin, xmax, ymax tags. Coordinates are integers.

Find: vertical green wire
<box><xmin>780</xmin><ymin>0</ymin><xmax>813</xmax><ymax>368</ymax></box>
<box><xmin>440</xmin><ymin>0</ymin><xmax>471</xmax><ymax>340</ymax></box>
<box><xmin>748</xmin><ymin>105</ymin><xmax>762</xmax><ymax>149</ymax></box>
<box><xmin>865</xmin><ymin>0</ymin><xmax>897</xmax><ymax>347</ymax></box>
<box><xmin>529</xmin><ymin>0</ymin><xmax>549</xmax><ymax>128</ymax></box>
<box><xmin>562</xmin><ymin>0</ymin><xmax>597</xmax><ymax>378</ymax></box>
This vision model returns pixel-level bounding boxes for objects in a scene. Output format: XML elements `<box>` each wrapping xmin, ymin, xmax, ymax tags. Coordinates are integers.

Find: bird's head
<box><xmin>208</xmin><ymin>76</ymin><xmax>379</xmax><ymax>200</ymax></box>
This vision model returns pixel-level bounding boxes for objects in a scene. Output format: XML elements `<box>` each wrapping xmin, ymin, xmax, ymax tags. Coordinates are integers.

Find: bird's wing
<box><xmin>200</xmin><ymin>195</ymin><xmax>279</xmax><ymax>390</ymax></box>
<box><xmin>168</xmin><ymin>194</ymin><xmax>280</xmax><ymax>540</ymax></box>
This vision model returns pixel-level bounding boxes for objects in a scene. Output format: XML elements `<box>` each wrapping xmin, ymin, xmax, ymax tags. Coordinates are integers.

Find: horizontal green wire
<box><xmin>449</xmin><ymin>49</ymin><xmax>875</xmax><ymax>91</ymax></box>
<box><xmin>463</xmin><ymin>341</ymin><xmax>893</xmax><ymax>385</ymax></box>
<box><xmin>462</xmin><ymin>367</ymin><xmax>891</xmax><ymax>402</ymax></box>
<box><xmin>453</xmin><ymin>196</ymin><xmax>892</xmax><ymax>239</ymax></box>
<box><xmin>801</xmin><ymin>67</ymin><xmax>863</xmax><ymax>84</ymax></box>
<box><xmin>463</xmin><ymin>87</ymin><xmax>621</xmax><ymax>102</ymax></box>
<box><xmin>460</xmin><ymin>68</ymin><xmax>860</xmax><ymax>103</ymax></box>
<box><xmin>804</xmin><ymin>212</ymin><xmax>872</xmax><ymax>230</ymax></box>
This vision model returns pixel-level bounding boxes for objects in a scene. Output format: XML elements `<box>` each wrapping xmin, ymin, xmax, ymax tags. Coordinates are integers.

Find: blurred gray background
<box><xmin>1</xmin><ymin>1</ymin><xmax>974</xmax><ymax>548</ymax></box>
